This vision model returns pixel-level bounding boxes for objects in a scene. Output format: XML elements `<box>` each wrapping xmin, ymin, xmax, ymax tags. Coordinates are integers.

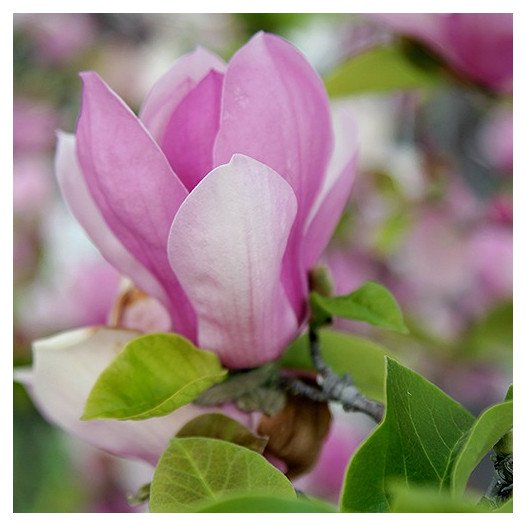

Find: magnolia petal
<box><xmin>76</xmin><ymin>72</ymin><xmax>196</xmax><ymax>339</ymax></box>
<box><xmin>303</xmin><ymin>103</ymin><xmax>359</xmax><ymax>269</ymax></box>
<box><xmin>15</xmin><ymin>328</ymin><xmax>215</xmax><ymax>465</ymax></box>
<box><xmin>160</xmin><ymin>70</ymin><xmax>224</xmax><ymax>191</ymax></box>
<box><xmin>168</xmin><ymin>154</ymin><xmax>298</xmax><ymax>368</ymax></box>
<box><xmin>56</xmin><ymin>132</ymin><xmax>170</xmax><ymax>311</ymax></box>
<box><xmin>140</xmin><ymin>46</ymin><xmax>226</xmax><ymax>140</ymax></box>
<box><xmin>443</xmin><ymin>14</ymin><xmax>513</xmax><ymax>92</ymax></box>
<box><xmin>214</xmin><ymin>32</ymin><xmax>332</xmax><ymax>222</ymax></box>
<box><xmin>214</xmin><ymin>32</ymin><xmax>333</xmax><ymax>317</ymax></box>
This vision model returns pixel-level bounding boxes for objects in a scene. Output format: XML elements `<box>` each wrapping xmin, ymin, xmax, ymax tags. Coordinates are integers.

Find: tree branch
<box><xmin>281</xmin><ymin>328</ymin><xmax>384</xmax><ymax>424</ymax></box>
<box><xmin>481</xmin><ymin>453</ymin><xmax>513</xmax><ymax>508</ymax></box>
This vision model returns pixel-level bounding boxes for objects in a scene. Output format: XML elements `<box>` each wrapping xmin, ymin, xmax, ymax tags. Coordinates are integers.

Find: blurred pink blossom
<box><xmin>17</xmin><ymin>258</ymin><xmax>121</xmax><ymax>339</ymax></box>
<box><xmin>13</xmin><ymin>155</ymin><xmax>53</xmax><ymax>220</ymax></box>
<box><xmin>296</xmin><ymin>414</ymin><xmax>370</xmax><ymax>501</ymax></box>
<box><xmin>468</xmin><ymin>225</ymin><xmax>512</xmax><ymax>301</ymax></box>
<box><xmin>13</xmin><ymin>98</ymin><xmax>59</xmax><ymax>153</ymax></box>
<box><xmin>14</xmin><ymin>14</ymin><xmax>96</xmax><ymax>64</ymax></box>
<box><xmin>371</xmin><ymin>14</ymin><xmax>513</xmax><ymax>93</ymax></box>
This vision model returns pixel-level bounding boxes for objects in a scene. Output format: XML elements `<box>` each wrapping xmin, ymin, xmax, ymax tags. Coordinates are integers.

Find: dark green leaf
<box><xmin>390</xmin><ymin>483</ymin><xmax>487</xmax><ymax>513</ymax></box>
<box><xmin>82</xmin><ymin>333</ymin><xmax>227</xmax><ymax>420</ymax></box>
<box><xmin>310</xmin><ymin>281</ymin><xmax>408</xmax><ymax>333</ymax></box>
<box><xmin>280</xmin><ymin>329</ymin><xmax>392</xmax><ymax>401</ymax></box>
<box><xmin>198</xmin><ymin>495</ymin><xmax>337</xmax><ymax>513</ymax></box>
<box><xmin>325</xmin><ymin>45</ymin><xmax>441</xmax><ymax>97</ymax></box>
<box><xmin>451</xmin><ymin>401</ymin><xmax>513</xmax><ymax>496</ymax></box>
<box><xmin>341</xmin><ymin>358</ymin><xmax>474</xmax><ymax>512</ymax></box>
<box><xmin>505</xmin><ymin>384</ymin><xmax>513</xmax><ymax>401</ymax></box>
<box><xmin>149</xmin><ymin>437</ymin><xmax>295</xmax><ymax>512</ymax></box>
<box><xmin>176</xmin><ymin>413</ymin><xmax>268</xmax><ymax>453</ymax></box>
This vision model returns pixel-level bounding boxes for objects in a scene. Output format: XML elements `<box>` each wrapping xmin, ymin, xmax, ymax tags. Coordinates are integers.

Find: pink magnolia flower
<box><xmin>371</xmin><ymin>14</ymin><xmax>513</xmax><ymax>93</ymax></box>
<box><xmin>16</xmin><ymin>33</ymin><xmax>357</xmax><ymax>466</ymax></box>
<box><xmin>56</xmin><ymin>32</ymin><xmax>358</xmax><ymax>369</ymax></box>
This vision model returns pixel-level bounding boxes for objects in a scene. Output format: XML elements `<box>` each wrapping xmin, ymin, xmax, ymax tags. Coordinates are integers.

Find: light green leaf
<box><xmin>496</xmin><ymin>499</ymin><xmax>513</xmax><ymax>512</ymax></box>
<box><xmin>149</xmin><ymin>437</ymin><xmax>295</xmax><ymax>512</ymax></box>
<box><xmin>198</xmin><ymin>495</ymin><xmax>337</xmax><ymax>513</ymax></box>
<box><xmin>280</xmin><ymin>329</ymin><xmax>392</xmax><ymax>401</ymax></box>
<box><xmin>390</xmin><ymin>483</ymin><xmax>488</xmax><ymax>513</ymax></box>
<box><xmin>82</xmin><ymin>333</ymin><xmax>227</xmax><ymax>420</ymax></box>
<box><xmin>325</xmin><ymin>45</ymin><xmax>440</xmax><ymax>97</ymax></box>
<box><xmin>451</xmin><ymin>400</ymin><xmax>513</xmax><ymax>496</ymax></box>
<box><xmin>310</xmin><ymin>281</ymin><xmax>408</xmax><ymax>333</ymax></box>
<box><xmin>176</xmin><ymin>413</ymin><xmax>268</xmax><ymax>453</ymax></box>
<box><xmin>341</xmin><ymin>358</ymin><xmax>474</xmax><ymax>512</ymax></box>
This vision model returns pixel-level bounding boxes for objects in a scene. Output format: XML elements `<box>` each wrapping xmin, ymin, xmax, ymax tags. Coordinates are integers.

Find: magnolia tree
<box><xmin>14</xmin><ymin>14</ymin><xmax>512</xmax><ymax>513</ymax></box>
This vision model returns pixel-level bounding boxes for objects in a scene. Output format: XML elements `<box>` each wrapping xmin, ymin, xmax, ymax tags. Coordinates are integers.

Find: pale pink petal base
<box><xmin>168</xmin><ymin>154</ymin><xmax>298</xmax><ymax>368</ymax></box>
<box><xmin>15</xmin><ymin>328</ymin><xmax>216</xmax><ymax>465</ymax></box>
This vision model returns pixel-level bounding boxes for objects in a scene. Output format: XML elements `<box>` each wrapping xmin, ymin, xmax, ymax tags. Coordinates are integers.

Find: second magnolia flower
<box><xmin>57</xmin><ymin>32</ymin><xmax>358</xmax><ymax>368</ymax></box>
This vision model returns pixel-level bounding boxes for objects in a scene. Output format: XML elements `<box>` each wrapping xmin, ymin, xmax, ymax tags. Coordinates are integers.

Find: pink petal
<box><xmin>213</xmin><ymin>33</ymin><xmax>333</xmax><ymax>319</ymax></box>
<box><xmin>15</xmin><ymin>328</ymin><xmax>216</xmax><ymax>465</ymax></box>
<box><xmin>140</xmin><ymin>47</ymin><xmax>226</xmax><ymax>140</ymax></box>
<box><xmin>76</xmin><ymin>72</ymin><xmax>196</xmax><ymax>339</ymax></box>
<box><xmin>160</xmin><ymin>70</ymin><xmax>224</xmax><ymax>191</ymax></box>
<box><xmin>56</xmin><ymin>132</ymin><xmax>170</xmax><ymax>311</ymax></box>
<box><xmin>214</xmin><ymin>33</ymin><xmax>332</xmax><ymax>223</ymax></box>
<box><xmin>303</xmin><ymin>103</ymin><xmax>359</xmax><ymax>269</ymax></box>
<box><xmin>443</xmin><ymin>14</ymin><xmax>513</xmax><ymax>93</ymax></box>
<box><xmin>168</xmin><ymin>154</ymin><xmax>298</xmax><ymax>368</ymax></box>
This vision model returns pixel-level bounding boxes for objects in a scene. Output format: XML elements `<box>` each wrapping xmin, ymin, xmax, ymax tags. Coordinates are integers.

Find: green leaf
<box><xmin>325</xmin><ymin>45</ymin><xmax>440</xmax><ymax>97</ymax></box>
<box><xmin>198</xmin><ymin>495</ymin><xmax>337</xmax><ymax>513</ymax></box>
<box><xmin>176</xmin><ymin>413</ymin><xmax>268</xmax><ymax>453</ymax></box>
<box><xmin>496</xmin><ymin>499</ymin><xmax>513</xmax><ymax>512</ymax></box>
<box><xmin>310</xmin><ymin>281</ymin><xmax>408</xmax><ymax>333</ymax></box>
<box><xmin>280</xmin><ymin>329</ymin><xmax>392</xmax><ymax>401</ymax></box>
<box><xmin>505</xmin><ymin>384</ymin><xmax>513</xmax><ymax>401</ymax></box>
<box><xmin>149</xmin><ymin>437</ymin><xmax>295</xmax><ymax>512</ymax></box>
<box><xmin>390</xmin><ymin>483</ymin><xmax>487</xmax><ymax>513</ymax></box>
<box><xmin>82</xmin><ymin>333</ymin><xmax>227</xmax><ymax>420</ymax></box>
<box><xmin>451</xmin><ymin>400</ymin><xmax>513</xmax><ymax>496</ymax></box>
<box><xmin>341</xmin><ymin>358</ymin><xmax>475</xmax><ymax>512</ymax></box>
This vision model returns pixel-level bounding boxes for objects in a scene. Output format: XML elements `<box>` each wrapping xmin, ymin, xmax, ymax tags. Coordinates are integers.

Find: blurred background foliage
<box><xmin>13</xmin><ymin>13</ymin><xmax>512</xmax><ymax>512</ymax></box>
